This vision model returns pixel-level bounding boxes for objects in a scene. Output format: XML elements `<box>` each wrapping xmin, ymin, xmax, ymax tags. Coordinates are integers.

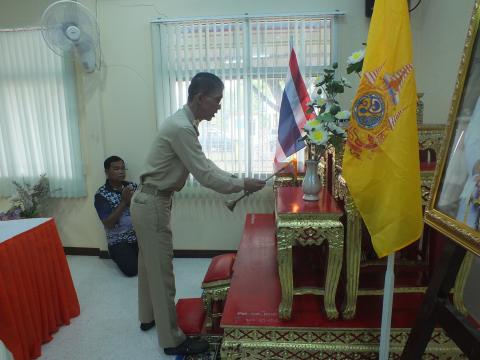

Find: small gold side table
<box><xmin>275</xmin><ymin>186</ymin><xmax>344</xmax><ymax>320</ymax></box>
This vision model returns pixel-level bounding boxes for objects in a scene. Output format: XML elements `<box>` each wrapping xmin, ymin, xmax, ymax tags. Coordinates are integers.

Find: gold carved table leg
<box><xmin>323</xmin><ymin>221</ymin><xmax>344</xmax><ymax>320</ymax></box>
<box><xmin>202</xmin><ymin>285</ymin><xmax>230</xmax><ymax>329</ymax></box>
<box><xmin>277</xmin><ymin>228</ymin><xmax>294</xmax><ymax>320</ymax></box>
<box><xmin>277</xmin><ymin>222</ymin><xmax>344</xmax><ymax>320</ymax></box>
<box><xmin>202</xmin><ymin>291</ymin><xmax>214</xmax><ymax>329</ymax></box>
<box><xmin>342</xmin><ymin>195</ymin><xmax>362</xmax><ymax>319</ymax></box>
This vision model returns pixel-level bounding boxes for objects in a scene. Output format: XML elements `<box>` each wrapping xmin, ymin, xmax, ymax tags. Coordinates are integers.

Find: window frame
<box><xmin>151</xmin><ymin>12</ymin><xmax>342</xmax><ymax>178</ymax></box>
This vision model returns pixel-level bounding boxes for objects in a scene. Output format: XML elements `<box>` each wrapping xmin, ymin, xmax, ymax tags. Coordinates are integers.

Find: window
<box><xmin>0</xmin><ymin>29</ymin><xmax>85</xmax><ymax>197</ymax></box>
<box><xmin>152</xmin><ymin>14</ymin><xmax>338</xmax><ymax>181</ymax></box>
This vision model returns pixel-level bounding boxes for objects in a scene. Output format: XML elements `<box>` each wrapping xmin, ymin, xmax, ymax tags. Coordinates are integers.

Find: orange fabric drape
<box><xmin>0</xmin><ymin>219</ymin><xmax>80</xmax><ymax>360</ymax></box>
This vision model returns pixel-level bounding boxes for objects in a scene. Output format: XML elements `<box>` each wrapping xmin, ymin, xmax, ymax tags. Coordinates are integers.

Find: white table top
<box><xmin>0</xmin><ymin>339</ymin><xmax>13</xmax><ymax>360</ymax></box>
<box><xmin>0</xmin><ymin>218</ymin><xmax>51</xmax><ymax>243</ymax></box>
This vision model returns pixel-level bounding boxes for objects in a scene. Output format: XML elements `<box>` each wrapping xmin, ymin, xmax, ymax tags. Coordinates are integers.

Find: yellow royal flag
<box><xmin>343</xmin><ymin>0</ymin><xmax>423</xmax><ymax>258</ymax></box>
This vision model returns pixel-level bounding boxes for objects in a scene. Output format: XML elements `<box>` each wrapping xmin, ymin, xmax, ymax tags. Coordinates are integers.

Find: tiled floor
<box><xmin>34</xmin><ymin>254</ymin><xmax>480</xmax><ymax>360</ymax></box>
<box><xmin>39</xmin><ymin>256</ymin><xmax>210</xmax><ymax>360</ymax></box>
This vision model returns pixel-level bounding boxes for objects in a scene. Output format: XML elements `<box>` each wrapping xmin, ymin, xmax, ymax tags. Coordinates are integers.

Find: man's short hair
<box><xmin>104</xmin><ymin>155</ymin><xmax>124</xmax><ymax>170</ymax></box>
<box><xmin>188</xmin><ymin>72</ymin><xmax>224</xmax><ymax>102</ymax></box>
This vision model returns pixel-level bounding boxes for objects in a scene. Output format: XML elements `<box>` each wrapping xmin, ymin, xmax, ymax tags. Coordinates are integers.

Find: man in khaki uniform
<box><xmin>131</xmin><ymin>72</ymin><xmax>265</xmax><ymax>356</ymax></box>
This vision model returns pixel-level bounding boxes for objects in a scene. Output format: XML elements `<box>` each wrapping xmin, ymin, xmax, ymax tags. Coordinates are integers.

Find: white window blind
<box><xmin>152</xmin><ymin>14</ymin><xmax>338</xmax><ymax>182</ymax></box>
<box><xmin>0</xmin><ymin>29</ymin><xmax>85</xmax><ymax>197</ymax></box>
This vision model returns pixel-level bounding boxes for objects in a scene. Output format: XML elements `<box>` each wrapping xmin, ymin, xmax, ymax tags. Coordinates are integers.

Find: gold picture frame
<box><xmin>425</xmin><ymin>0</ymin><xmax>480</xmax><ymax>255</ymax></box>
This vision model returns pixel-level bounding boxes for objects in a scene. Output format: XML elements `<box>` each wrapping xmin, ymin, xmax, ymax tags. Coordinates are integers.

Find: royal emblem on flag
<box><xmin>347</xmin><ymin>63</ymin><xmax>414</xmax><ymax>159</ymax></box>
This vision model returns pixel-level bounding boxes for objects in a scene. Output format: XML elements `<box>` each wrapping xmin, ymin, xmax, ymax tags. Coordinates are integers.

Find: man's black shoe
<box><xmin>140</xmin><ymin>320</ymin><xmax>155</xmax><ymax>331</ymax></box>
<box><xmin>164</xmin><ymin>337</ymin><xmax>209</xmax><ymax>355</ymax></box>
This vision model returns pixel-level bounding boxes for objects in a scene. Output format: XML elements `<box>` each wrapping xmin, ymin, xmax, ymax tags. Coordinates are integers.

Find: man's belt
<box><xmin>139</xmin><ymin>184</ymin><xmax>173</xmax><ymax>197</ymax></box>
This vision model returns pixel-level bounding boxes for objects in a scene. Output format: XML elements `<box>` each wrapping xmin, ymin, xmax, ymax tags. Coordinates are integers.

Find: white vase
<box><xmin>302</xmin><ymin>159</ymin><xmax>322</xmax><ymax>201</ymax></box>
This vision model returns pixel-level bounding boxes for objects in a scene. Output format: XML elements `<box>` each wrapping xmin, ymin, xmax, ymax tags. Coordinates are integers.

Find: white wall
<box><xmin>0</xmin><ymin>0</ymin><xmax>475</xmax><ymax>250</ymax></box>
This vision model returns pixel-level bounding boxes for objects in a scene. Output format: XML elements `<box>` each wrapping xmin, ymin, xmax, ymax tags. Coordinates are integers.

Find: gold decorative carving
<box><xmin>418</xmin><ymin>124</ymin><xmax>446</xmax><ymax>158</ymax></box>
<box><xmin>425</xmin><ymin>210</ymin><xmax>480</xmax><ymax>255</ymax></box>
<box><xmin>221</xmin><ymin>327</ymin><xmax>465</xmax><ymax>359</ymax></box>
<box><xmin>293</xmin><ymin>287</ymin><xmax>325</xmax><ymax>296</ymax></box>
<box><xmin>420</xmin><ymin>170</ymin><xmax>435</xmax><ymax>206</ymax></box>
<box><xmin>274</xmin><ymin>175</ymin><xmax>304</xmax><ymax>189</ymax></box>
<box><xmin>276</xmin><ymin>212</ymin><xmax>344</xmax><ymax>320</ymax></box>
<box><xmin>201</xmin><ymin>285</ymin><xmax>229</xmax><ymax>329</ymax></box>
<box><xmin>452</xmin><ymin>251</ymin><xmax>474</xmax><ymax>315</ymax></box>
<box><xmin>357</xmin><ymin>287</ymin><xmax>427</xmax><ymax>296</ymax></box>
<box><xmin>342</xmin><ymin>192</ymin><xmax>362</xmax><ymax>320</ymax></box>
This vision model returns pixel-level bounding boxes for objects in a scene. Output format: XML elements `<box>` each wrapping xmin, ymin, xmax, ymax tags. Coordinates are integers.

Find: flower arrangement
<box><xmin>302</xmin><ymin>49</ymin><xmax>365</xmax><ymax>161</ymax></box>
<box><xmin>0</xmin><ymin>175</ymin><xmax>58</xmax><ymax>220</ymax></box>
<box><xmin>346</xmin><ymin>49</ymin><xmax>365</xmax><ymax>76</ymax></box>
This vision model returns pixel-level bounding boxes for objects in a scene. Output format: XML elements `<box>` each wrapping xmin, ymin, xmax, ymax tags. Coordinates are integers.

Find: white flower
<box><xmin>308</xmin><ymin>127</ymin><xmax>329</xmax><ymax>145</ymax></box>
<box><xmin>347</xmin><ymin>49</ymin><xmax>365</xmax><ymax>65</ymax></box>
<box><xmin>335</xmin><ymin>110</ymin><xmax>351</xmax><ymax>120</ymax></box>
<box><xmin>304</xmin><ymin>119</ymin><xmax>322</xmax><ymax>133</ymax></box>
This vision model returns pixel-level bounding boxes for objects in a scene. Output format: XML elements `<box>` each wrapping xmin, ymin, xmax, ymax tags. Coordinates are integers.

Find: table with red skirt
<box><xmin>0</xmin><ymin>218</ymin><xmax>80</xmax><ymax>360</ymax></box>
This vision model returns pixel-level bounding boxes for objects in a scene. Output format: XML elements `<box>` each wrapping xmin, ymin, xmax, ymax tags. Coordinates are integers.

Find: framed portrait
<box><xmin>425</xmin><ymin>1</ymin><xmax>480</xmax><ymax>255</ymax></box>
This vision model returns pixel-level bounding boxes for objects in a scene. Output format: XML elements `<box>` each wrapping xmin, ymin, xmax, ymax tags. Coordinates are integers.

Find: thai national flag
<box><xmin>274</xmin><ymin>48</ymin><xmax>314</xmax><ymax>163</ymax></box>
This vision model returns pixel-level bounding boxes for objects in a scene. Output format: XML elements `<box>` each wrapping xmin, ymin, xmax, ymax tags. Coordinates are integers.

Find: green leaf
<box><xmin>319</xmin><ymin>112</ymin><xmax>335</xmax><ymax>122</ymax></box>
<box><xmin>306</xmin><ymin>107</ymin><xmax>314</xmax><ymax>114</ymax></box>
<box><xmin>332</xmin><ymin>82</ymin><xmax>344</xmax><ymax>93</ymax></box>
<box><xmin>329</xmin><ymin>105</ymin><xmax>341</xmax><ymax>115</ymax></box>
<box><xmin>332</xmin><ymin>62</ymin><xmax>338</xmax><ymax>69</ymax></box>
<box><xmin>346</xmin><ymin>61</ymin><xmax>363</xmax><ymax>75</ymax></box>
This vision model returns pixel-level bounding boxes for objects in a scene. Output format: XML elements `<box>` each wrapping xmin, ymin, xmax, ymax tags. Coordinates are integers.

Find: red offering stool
<box><xmin>176</xmin><ymin>298</ymin><xmax>206</xmax><ymax>335</ymax></box>
<box><xmin>201</xmin><ymin>253</ymin><xmax>235</xmax><ymax>329</ymax></box>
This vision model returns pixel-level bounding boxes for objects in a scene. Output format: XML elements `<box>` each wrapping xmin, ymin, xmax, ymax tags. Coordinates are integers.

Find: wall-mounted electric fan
<box><xmin>41</xmin><ymin>0</ymin><xmax>100</xmax><ymax>73</ymax></box>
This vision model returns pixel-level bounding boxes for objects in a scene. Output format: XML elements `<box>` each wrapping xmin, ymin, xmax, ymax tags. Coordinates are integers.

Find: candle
<box><xmin>292</xmin><ymin>154</ymin><xmax>298</xmax><ymax>182</ymax></box>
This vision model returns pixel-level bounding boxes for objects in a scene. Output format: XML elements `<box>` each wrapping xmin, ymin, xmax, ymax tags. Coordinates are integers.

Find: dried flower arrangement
<box><xmin>0</xmin><ymin>174</ymin><xmax>59</xmax><ymax>220</ymax></box>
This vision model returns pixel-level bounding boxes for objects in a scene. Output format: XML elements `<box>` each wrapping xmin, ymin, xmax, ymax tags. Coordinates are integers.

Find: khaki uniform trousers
<box><xmin>130</xmin><ymin>189</ymin><xmax>186</xmax><ymax>349</ymax></box>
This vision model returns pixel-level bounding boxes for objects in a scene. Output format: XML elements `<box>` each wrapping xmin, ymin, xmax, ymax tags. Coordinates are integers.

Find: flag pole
<box><xmin>379</xmin><ymin>252</ymin><xmax>395</xmax><ymax>359</ymax></box>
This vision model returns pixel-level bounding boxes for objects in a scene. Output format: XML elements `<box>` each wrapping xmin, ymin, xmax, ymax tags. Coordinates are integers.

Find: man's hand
<box><xmin>244</xmin><ymin>178</ymin><xmax>266</xmax><ymax>193</ymax></box>
<box><xmin>121</xmin><ymin>185</ymin><xmax>135</xmax><ymax>205</ymax></box>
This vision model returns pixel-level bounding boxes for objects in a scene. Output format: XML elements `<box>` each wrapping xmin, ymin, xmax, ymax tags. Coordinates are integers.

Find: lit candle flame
<box><xmin>291</xmin><ymin>154</ymin><xmax>298</xmax><ymax>181</ymax></box>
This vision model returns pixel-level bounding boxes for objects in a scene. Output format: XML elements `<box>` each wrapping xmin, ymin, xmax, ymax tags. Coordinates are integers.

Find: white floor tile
<box><xmin>39</xmin><ymin>256</ymin><xmax>210</xmax><ymax>360</ymax></box>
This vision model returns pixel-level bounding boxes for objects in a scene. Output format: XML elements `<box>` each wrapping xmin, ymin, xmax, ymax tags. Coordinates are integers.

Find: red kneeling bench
<box><xmin>201</xmin><ymin>253</ymin><xmax>236</xmax><ymax>329</ymax></box>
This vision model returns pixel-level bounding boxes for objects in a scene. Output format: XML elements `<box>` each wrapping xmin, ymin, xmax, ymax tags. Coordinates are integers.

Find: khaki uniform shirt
<box><xmin>140</xmin><ymin>105</ymin><xmax>244</xmax><ymax>194</ymax></box>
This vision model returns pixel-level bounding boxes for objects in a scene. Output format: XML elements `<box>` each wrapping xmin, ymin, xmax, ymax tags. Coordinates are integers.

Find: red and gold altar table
<box><xmin>220</xmin><ymin>214</ymin><xmax>464</xmax><ymax>359</ymax></box>
<box><xmin>0</xmin><ymin>218</ymin><xmax>80</xmax><ymax>360</ymax></box>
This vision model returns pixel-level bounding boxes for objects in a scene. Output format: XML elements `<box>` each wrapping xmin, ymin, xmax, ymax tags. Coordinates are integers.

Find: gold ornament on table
<box><xmin>416</xmin><ymin>92</ymin><xmax>424</xmax><ymax>125</ymax></box>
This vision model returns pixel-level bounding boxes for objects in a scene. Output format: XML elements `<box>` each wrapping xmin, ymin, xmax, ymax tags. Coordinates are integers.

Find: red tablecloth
<box><xmin>0</xmin><ymin>218</ymin><xmax>80</xmax><ymax>360</ymax></box>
